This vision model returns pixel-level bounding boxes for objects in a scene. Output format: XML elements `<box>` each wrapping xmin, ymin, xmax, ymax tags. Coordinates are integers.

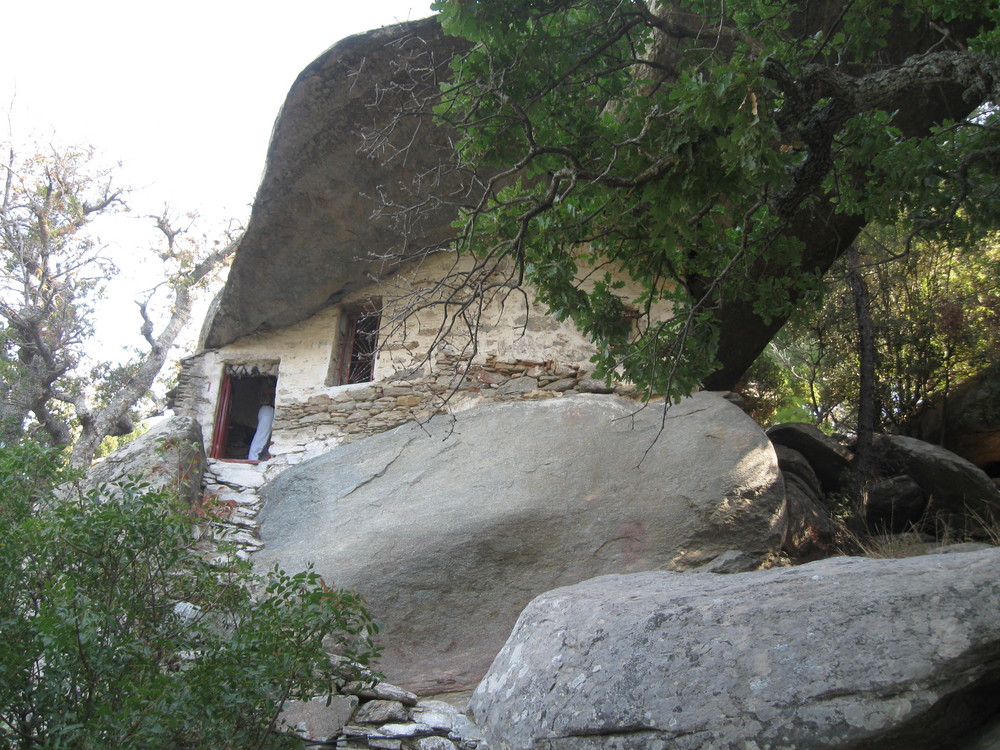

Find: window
<box><xmin>341</xmin><ymin>311</ymin><xmax>380</xmax><ymax>384</ymax></box>
<box><xmin>326</xmin><ymin>303</ymin><xmax>381</xmax><ymax>386</ymax></box>
<box><xmin>210</xmin><ymin>364</ymin><xmax>278</xmax><ymax>460</ymax></box>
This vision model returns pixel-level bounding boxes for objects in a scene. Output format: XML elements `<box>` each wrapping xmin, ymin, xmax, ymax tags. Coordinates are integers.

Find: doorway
<box><xmin>210</xmin><ymin>363</ymin><xmax>278</xmax><ymax>460</ymax></box>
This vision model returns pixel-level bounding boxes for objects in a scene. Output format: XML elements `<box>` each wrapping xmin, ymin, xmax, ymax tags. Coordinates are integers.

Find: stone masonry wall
<box><xmin>175</xmin><ymin>252</ymin><xmax>651</xmax><ymax>481</ymax></box>
<box><xmin>274</xmin><ymin>352</ymin><xmax>638</xmax><ymax>469</ymax></box>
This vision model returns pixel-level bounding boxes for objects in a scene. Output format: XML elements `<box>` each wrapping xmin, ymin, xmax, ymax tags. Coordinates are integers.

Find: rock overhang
<box><xmin>201</xmin><ymin>16</ymin><xmax>471</xmax><ymax>350</ymax></box>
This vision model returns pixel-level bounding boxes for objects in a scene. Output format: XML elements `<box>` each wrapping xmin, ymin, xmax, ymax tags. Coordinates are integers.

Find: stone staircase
<box><xmin>191</xmin><ymin>459</ymin><xmax>269</xmax><ymax>564</ymax></box>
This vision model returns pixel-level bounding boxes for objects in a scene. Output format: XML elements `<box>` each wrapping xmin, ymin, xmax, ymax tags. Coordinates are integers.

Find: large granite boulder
<box><xmin>256</xmin><ymin>392</ymin><xmax>786</xmax><ymax>694</ymax></box>
<box><xmin>767</xmin><ymin>422</ymin><xmax>853</xmax><ymax>494</ymax></box>
<box><xmin>469</xmin><ymin>547</ymin><xmax>1000</xmax><ymax>750</ymax></box>
<box><xmin>83</xmin><ymin>416</ymin><xmax>206</xmax><ymax>506</ymax></box>
<box><xmin>906</xmin><ymin>364</ymin><xmax>1000</xmax><ymax>475</ymax></box>
<box><xmin>873</xmin><ymin>434</ymin><xmax>1000</xmax><ymax>535</ymax></box>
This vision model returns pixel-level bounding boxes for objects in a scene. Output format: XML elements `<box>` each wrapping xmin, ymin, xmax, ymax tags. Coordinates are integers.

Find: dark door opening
<box><xmin>210</xmin><ymin>367</ymin><xmax>278</xmax><ymax>461</ymax></box>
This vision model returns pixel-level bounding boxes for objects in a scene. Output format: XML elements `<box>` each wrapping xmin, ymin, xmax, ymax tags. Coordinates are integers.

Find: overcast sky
<box><xmin>0</xmin><ymin>0</ymin><xmax>434</xmax><ymax>359</ymax></box>
<box><xmin>1</xmin><ymin>0</ymin><xmax>434</xmax><ymax>220</ymax></box>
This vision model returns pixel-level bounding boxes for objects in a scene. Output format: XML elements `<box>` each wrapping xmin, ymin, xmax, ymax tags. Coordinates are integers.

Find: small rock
<box><xmin>412</xmin><ymin>700</ymin><xmax>462</xmax><ymax>731</ymax></box>
<box><xmin>206</xmin><ymin>459</ymin><xmax>267</xmax><ymax>488</ymax></box>
<box><xmin>496</xmin><ymin>376</ymin><xmax>538</xmax><ymax>395</ymax></box>
<box><xmin>414</xmin><ymin>738</ymin><xmax>459</xmax><ymax>750</ymax></box>
<box><xmin>379</xmin><ymin>722</ymin><xmax>435</xmax><ymax>737</ymax></box>
<box><xmin>278</xmin><ymin>695</ymin><xmax>358</xmax><ymax>742</ymax></box>
<box><xmin>541</xmin><ymin>377</ymin><xmax>576</xmax><ymax>391</ymax></box>
<box><xmin>576</xmin><ymin>378</ymin><xmax>614</xmax><ymax>394</ymax></box>
<box><xmin>353</xmin><ymin>699</ymin><xmax>410</xmax><ymax>724</ymax></box>
<box><xmin>689</xmin><ymin>549</ymin><xmax>758</xmax><ymax>573</ymax></box>
<box><xmin>345</xmin><ymin>681</ymin><xmax>419</xmax><ymax>706</ymax></box>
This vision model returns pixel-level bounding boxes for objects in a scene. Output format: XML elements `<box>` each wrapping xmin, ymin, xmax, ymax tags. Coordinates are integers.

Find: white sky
<box><xmin>2</xmin><ymin>0</ymin><xmax>433</xmax><ymax>220</ymax></box>
<box><xmin>0</xmin><ymin>0</ymin><xmax>434</xmax><ymax>361</ymax></box>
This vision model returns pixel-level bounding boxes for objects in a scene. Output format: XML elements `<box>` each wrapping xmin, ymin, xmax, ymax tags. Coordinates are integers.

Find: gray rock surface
<box><xmin>774</xmin><ymin>443</ymin><xmax>824</xmax><ymax>500</ymax></box>
<box><xmin>958</xmin><ymin>714</ymin><xmax>1000</xmax><ymax>750</ymax></box>
<box><xmin>278</xmin><ymin>695</ymin><xmax>359</xmax><ymax>742</ymax></box>
<box><xmin>354</xmin><ymin>699</ymin><xmax>410</xmax><ymax>724</ymax></box>
<box><xmin>865</xmin><ymin>473</ymin><xmax>927</xmax><ymax>533</ymax></box>
<box><xmin>202</xmin><ymin>18</ymin><xmax>470</xmax><ymax>349</ymax></box>
<box><xmin>767</xmin><ymin>422</ymin><xmax>853</xmax><ymax>493</ymax></box>
<box><xmin>689</xmin><ymin>549</ymin><xmax>757</xmax><ymax>574</ymax></box>
<box><xmin>774</xmin><ymin>444</ymin><xmax>838</xmax><ymax>560</ymax></box>
<box><xmin>256</xmin><ymin>392</ymin><xmax>786</xmax><ymax>693</ymax></box>
<box><xmin>84</xmin><ymin>416</ymin><xmax>206</xmax><ymax>506</ymax></box>
<box><xmin>907</xmin><ymin>363</ymin><xmax>1000</xmax><ymax>474</ymax></box>
<box><xmin>874</xmin><ymin>434</ymin><xmax>1000</xmax><ymax>535</ymax></box>
<box><xmin>284</xmin><ymin>679</ymin><xmax>484</xmax><ymax>749</ymax></box>
<box><xmin>782</xmin><ymin>473</ymin><xmax>839</xmax><ymax>560</ymax></box>
<box><xmin>469</xmin><ymin>547</ymin><xmax>1000</xmax><ymax>750</ymax></box>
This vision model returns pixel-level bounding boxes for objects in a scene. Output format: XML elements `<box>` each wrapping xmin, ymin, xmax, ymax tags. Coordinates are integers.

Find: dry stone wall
<box><xmin>272</xmin><ymin>352</ymin><xmax>637</xmax><ymax>468</ymax></box>
<box><xmin>176</xmin><ymin>252</ymin><xmax>649</xmax><ymax>479</ymax></box>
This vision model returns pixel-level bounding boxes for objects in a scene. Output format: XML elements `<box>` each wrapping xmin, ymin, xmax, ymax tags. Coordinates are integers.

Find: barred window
<box><xmin>340</xmin><ymin>311</ymin><xmax>380</xmax><ymax>384</ymax></box>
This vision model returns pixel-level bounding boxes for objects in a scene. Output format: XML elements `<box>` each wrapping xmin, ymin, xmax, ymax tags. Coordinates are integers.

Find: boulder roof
<box><xmin>201</xmin><ymin>17</ymin><xmax>468</xmax><ymax>350</ymax></box>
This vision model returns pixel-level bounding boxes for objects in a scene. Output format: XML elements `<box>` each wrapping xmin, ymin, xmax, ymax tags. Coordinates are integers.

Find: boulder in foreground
<box><xmin>256</xmin><ymin>392</ymin><xmax>786</xmax><ymax>693</ymax></box>
<box><xmin>84</xmin><ymin>416</ymin><xmax>205</xmax><ymax>506</ymax></box>
<box><xmin>469</xmin><ymin>547</ymin><xmax>1000</xmax><ymax>749</ymax></box>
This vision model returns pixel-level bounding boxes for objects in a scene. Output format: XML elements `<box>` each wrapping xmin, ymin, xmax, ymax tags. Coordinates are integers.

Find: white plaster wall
<box><xmin>182</xmin><ymin>305</ymin><xmax>343</xmax><ymax>460</ymax></box>
<box><xmin>186</xmin><ymin>251</ymin><xmax>670</xmax><ymax>477</ymax></box>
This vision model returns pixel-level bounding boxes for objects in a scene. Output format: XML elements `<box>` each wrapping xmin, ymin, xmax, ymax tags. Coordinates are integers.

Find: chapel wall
<box><xmin>175</xmin><ymin>252</ymin><xmax>654</xmax><ymax>480</ymax></box>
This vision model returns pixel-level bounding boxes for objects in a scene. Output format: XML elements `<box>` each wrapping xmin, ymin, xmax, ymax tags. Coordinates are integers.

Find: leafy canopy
<box><xmin>427</xmin><ymin>0</ymin><xmax>1000</xmax><ymax>398</ymax></box>
<box><xmin>748</xmin><ymin>228</ymin><xmax>1000</xmax><ymax>432</ymax></box>
<box><xmin>0</xmin><ymin>440</ymin><xmax>379</xmax><ymax>750</ymax></box>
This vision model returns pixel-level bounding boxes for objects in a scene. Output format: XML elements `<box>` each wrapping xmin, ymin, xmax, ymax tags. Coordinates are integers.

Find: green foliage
<box><xmin>747</xmin><ymin>229</ymin><xmax>1000</xmax><ymax>431</ymax></box>
<box><xmin>425</xmin><ymin>0</ymin><xmax>1000</xmax><ymax>398</ymax></box>
<box><xmin>0</xmin><ymin>441</ymin><xmax>379</xmax><ymax>750</ymax></box>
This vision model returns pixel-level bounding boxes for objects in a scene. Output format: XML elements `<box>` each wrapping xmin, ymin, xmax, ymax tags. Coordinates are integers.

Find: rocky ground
<box><xmin>102</xmin><ymin>406</ymin><xmax>1000</xmax><ymax>749</ymax></box>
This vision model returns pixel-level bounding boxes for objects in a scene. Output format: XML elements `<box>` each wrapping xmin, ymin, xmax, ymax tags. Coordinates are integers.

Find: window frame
<box><xmin>326</xmin><ymin>301</ymin><xmax>381</xmax><ymax>386</ymax></box>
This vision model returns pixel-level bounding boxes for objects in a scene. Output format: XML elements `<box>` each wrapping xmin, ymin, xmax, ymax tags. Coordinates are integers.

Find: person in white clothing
<box><xmin>248</xmin><ymin>381</ymin><xmax>276</xmax><ymax>461</ymax></box>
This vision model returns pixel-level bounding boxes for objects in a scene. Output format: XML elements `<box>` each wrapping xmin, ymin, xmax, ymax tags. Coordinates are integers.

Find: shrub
<box><xmin>0</xmin><ymin>441</ymin><xmax>379</xmax><ymax>749</ymax></box>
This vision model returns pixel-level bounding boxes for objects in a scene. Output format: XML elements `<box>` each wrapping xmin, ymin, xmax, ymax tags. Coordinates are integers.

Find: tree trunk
<box><xmin>67</xmin><ymin>236</ymin><xmax>236</xmax><ymax>469</ymax></box>
<box><xmin>847</xmin><ymin>245</ymin><xmax>877</xmax><ymax>527</ymax></box>
<box><xmin>0</xmin><ymin>399</ymin><xmax>28</xmax><ymax>442</ymax></box>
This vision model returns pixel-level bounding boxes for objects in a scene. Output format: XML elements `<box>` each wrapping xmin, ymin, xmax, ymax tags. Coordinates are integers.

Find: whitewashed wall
<box><xmin>176</xmin><ymin>252</ymin><xmax>665</xmax><ymax>480</ymax></box>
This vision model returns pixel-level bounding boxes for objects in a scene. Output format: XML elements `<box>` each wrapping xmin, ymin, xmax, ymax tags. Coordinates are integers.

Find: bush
<box><xmin>0</xmin><ymin>441</ymin><xmax>379</xmax><ymax>749</ymax></box>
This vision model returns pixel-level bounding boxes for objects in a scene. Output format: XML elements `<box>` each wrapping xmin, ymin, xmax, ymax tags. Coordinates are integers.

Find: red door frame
<box><xmin>209</xmin><ymin>374</ymin><xmax>233</xmax><ymax>459</ymax></box>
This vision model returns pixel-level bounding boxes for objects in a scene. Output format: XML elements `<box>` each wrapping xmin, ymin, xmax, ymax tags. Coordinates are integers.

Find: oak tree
<box><xmin>0</xmin><ymin>142</ymin><xmax>235</xmax><ymax>466</ymax></box>
<box><xmin>398</xmin><ymin>0</ymin><xmax>1000</xmax><ymax>398</ymax></box>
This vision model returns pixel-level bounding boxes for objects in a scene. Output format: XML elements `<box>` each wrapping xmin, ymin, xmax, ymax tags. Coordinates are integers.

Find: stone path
<box><xmin>191</xmin><ymin>459</ymin><xmax>269</xmax><ymax>563</ymax></box>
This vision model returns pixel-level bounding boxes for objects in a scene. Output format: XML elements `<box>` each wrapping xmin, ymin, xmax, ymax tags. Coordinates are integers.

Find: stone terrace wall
<box><xmin>272</xmin><ymin>352</ymin><xmax>637</xmax><ymax>470</ymax></box>
<box><xmin>274</xmin><ymin>355</ymin><xmax>630</xmax><ymax>464</ymax></box>
<box><xmin>174</xmin><ymin>346</ymin><xmax>638</xmax><ymax>482</ymax></box>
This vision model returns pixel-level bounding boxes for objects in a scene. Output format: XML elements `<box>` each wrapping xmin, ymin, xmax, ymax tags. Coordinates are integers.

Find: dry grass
<box><xmin>841</xmin><ymin>507</ymin><xmax>1000</xmax><ymax>559</ymax></box>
